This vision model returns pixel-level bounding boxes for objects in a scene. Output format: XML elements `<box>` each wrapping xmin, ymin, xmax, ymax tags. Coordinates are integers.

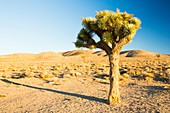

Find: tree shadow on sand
<box><xmin>0</xmin><ymin>79</ymin><xmax>107</xmax><ymax>104</ymax></box>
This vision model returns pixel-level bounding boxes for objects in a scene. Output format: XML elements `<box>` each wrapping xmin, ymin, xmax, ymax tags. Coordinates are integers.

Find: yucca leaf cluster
<box><xmin>75</xmin><ymin>9</ymin><xmax>141</xmax><ymax>54</ymax></box>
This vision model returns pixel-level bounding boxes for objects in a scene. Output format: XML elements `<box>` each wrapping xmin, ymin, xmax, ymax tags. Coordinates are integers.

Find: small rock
<box><xmin>146</xmin><ymin>73</ymin><xmax>155</xmax><ymax>78</ymax></box>
<box><xmin>91</xmin><ymin>71</ymin><xmax>97</xmax><ymax>75</ymax></box>
<box><xmin>104</xmin><ymin>76</ymin><xmax>109</xmax><ymax>80</ymax></box>
<box><xmin>52</xmin><ymin>80</ymin><xmax>61</xmax><ymax>85</ymax></box>
<box><xmin>0</xmin><ymin>95</ymin><xmax>6</xmax><ymax>98</ymax></box>
<box><xmin>145</xmin><ymin>77</ymin><xmax>153</xmax><ymax>82</ymax></box>
<box><xmin>98</xmin><ymin>68</ymin><xmax>104</xmax><ymax>71</ymax></box>
<box><xmin>75</xmin><ymin>72</ymin><xmax>82</xmax><ymax>76</ymax></box>
<box><xmin>165</xmin><ymin>69</ymin><xmax>170</xmax><ymax>74</ymax></box>
<box><xmin>135</xmin><ymin>70</ymin><xmax>141</xmax><ymax>75</ymax></box>
<box><xmin>40</xmin><ymin>71</ymin><xmax>52</xmax><ymax>79</ymax></box>
<box><xmin>11</xmin><ymin>73</ymin><xmax>25</xmax><ymax>79</ymax></box>
<box><xmin>93</xmin><ymin>78</ymin><xmax>108</xmax><ymax>84</ymax></box>
<box><xmin>122</xmin><ymin>73</ymin><xmax>130</xmax><ymax>79</ymax></box>
<box><xmin>62</xmin><ymin>74</ymin><xmax>71</xmax><ymax>78</ymax></box>
<box><xmin>144</xmin><ymin>67</ymin><xmax>150</xmax><ymax>72</ymax></box>
<box><xmin>120</xmin><ymin>69</ymin><xmax>127</xmax><ymax>75</ymax></box>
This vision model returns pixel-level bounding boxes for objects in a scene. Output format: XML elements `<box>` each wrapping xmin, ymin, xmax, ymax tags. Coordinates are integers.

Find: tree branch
<box><xmin>111</xmin><ymin>37</ymin><xmax>130</xmax><ymax>53</ymax></box>
<box><xmin>84</xmin><ymin>26</ymin><xmax>112</xmax><ymax>55</ymax></box>
<box><xmin>96</xmin><ymin>40</ymin><xmax>112</xmax><ymax>55</ymax></box>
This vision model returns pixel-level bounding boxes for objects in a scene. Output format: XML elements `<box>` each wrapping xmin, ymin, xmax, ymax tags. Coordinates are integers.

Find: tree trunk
<box><xmin>108</xmin><ymin>51</ymin><xmax>121</xmax><ymax>105</ymax></box>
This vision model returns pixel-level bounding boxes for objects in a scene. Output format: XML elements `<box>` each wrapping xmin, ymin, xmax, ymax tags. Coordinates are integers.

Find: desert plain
<box><xmin>0</xmin><ymin>50</ymin><xmax>170</xmax><ymax>113</ymax></box>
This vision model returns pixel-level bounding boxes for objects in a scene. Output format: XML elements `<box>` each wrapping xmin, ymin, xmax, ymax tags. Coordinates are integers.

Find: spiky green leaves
<box><xmin>75</xmin><ymin>40</ymin><xmax>84</xmax><ymax>48</ymax></box>
<box><xmin>82</xmin><ymin>17</ymin><xmax>98</xmax><ymax>31</ymax></box>
<box><xmin>83</xmin><ymin>9</ymin><xmax>141</xmax><ymax>42</ymax></box>
<box><xmin>77</xmin><ymin>28</ymin><xmax>92</xmax><ymax>42</ymax></box>
<box><xmin>75</xmin><ymin>9</ymin><xmax>141</xmax><ymax>50</ymax></box>
<box><xmin>103</xmin><ymin>32</ymin><xmax>113</xmax><ymax>43</ymax></box>
<box><xmin>75</xmin><ymin>28</ymin><xmax>96</xmax><ymax>48</ymax></box>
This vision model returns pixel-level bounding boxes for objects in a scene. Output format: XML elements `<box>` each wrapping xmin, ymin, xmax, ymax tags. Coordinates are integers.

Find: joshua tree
<box><xmin>75</xmin><ymin>9</ymin><xmax>141</xmax><ymax>105</ymax></box>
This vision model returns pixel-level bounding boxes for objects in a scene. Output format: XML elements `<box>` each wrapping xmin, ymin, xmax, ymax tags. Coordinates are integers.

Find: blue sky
<box><xmin>0</xmin><ymin>0</ymin><xmax>169</xmax><ymax>55</ymax></box>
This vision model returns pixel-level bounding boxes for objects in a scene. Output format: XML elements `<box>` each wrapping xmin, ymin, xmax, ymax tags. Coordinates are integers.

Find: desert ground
<box><xmin>0</xmin><ymin>50</ymin><xmax>170</xmax><ymax>113</ymax></box>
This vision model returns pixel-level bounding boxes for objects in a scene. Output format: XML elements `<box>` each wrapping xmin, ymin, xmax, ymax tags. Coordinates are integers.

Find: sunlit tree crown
<box><xmin>75</xmin><ymin>9</ymin><xmax>141</xmax><ymax>54</ymax></box>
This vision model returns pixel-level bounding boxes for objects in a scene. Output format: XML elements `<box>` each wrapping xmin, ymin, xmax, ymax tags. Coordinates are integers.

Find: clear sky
<box><xmin>0</xmin><ymin>0</ymin><xmax>169</xmax><ymax>55</ymax></box>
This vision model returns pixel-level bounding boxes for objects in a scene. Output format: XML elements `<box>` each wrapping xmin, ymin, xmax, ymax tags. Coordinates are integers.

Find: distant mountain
<box><xmin>0</xmin><ymin>52</ymin><xmax>61</xmax><ymax>62</ymax></box>
<box><xmin>121</xmin><ymin>50</ymin><xmax>156</xmax><ymax>57</ymax></box>
<box><xmin>62</xmin><ymin>49</ymin><xmax>169</xmax><ymax>58</ymax></box>
<box><xmin>62</xmin><ymin>50</ymin><xmax>93</xmax><ymax>56</ymax></box>
<box><xmin>120</xmin><ymin>50</ymin><xmax>169</xmax><ymax>58</ymax></box>
<box><xmin>0</xmin><ymin>50</ymin><xmax>169</xmax><ymax>62</ymax></box>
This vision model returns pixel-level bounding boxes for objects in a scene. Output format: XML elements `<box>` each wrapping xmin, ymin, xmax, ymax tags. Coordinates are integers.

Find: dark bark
<box><xmin>96</xmin><ymin>41</ymin><xmax>112</xmax><ymax>55</ymax></box>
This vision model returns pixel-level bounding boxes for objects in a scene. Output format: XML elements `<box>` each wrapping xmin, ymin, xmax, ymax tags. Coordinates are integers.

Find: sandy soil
<box><xmin>0</xmin><ymin>50</ymin><xmax>170</xmax><ymax>113</ymax></box>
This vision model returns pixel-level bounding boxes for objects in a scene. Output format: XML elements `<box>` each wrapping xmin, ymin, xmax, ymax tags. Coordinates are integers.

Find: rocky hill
<box><xmin>0</xmin><ymin>50</ymin><xmax>169</xmax><ymax>62</ymax></box>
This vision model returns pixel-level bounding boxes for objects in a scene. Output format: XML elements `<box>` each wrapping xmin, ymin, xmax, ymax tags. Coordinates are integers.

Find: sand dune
<box><xmin>0</xmin><ymin>49</ymin><xmax>169</xmax><ymax>61</ymax></box>
<box><xmin>125</xmin><ymin>50</ymin><xmax>157</xmax><ymax>57</ymax></box>
<box><xmin>62</xmin><ymin>50</ymin><xmax>93</xmax><ymax>56</ymax></box>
